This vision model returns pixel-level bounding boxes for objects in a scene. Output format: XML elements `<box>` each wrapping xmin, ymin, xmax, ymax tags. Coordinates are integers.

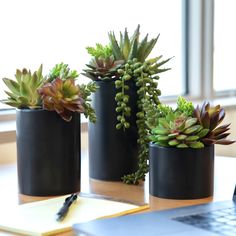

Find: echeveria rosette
<box><xmin>83</xmin><ymin>56</ymin><xmax>123</xmax><ymax>81</ymax></box>
<box><xmin>150</xmin><ymin>112</ymin><xmax>207</xmax><ymax>149</ymax></box>
<box><xmin>38</xmin><ymin>78</ymin><xmax>85</xmax><ymax>122</ymax></box>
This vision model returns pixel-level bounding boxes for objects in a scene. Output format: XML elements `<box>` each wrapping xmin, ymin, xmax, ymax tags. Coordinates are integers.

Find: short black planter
<box><xmin>16</xmin><ymin>109</ymin><xmax>81</xmax><ymax>196</ymax></box>
<box><xmin>149</xmin><ymin>143</ymin><xmax>214</xmax><ymax>199</ymax></box>
<box><xmin>89</xmin><ymin>80</ymin><xmax>138</xmax><ymax>181</ymax></box>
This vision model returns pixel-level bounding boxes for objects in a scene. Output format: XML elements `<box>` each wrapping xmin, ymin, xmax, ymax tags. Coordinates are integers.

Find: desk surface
<box><xmin>0</xmin><ymin>150</ymin><xmax>236</xmax><ymax>236</ymax></box>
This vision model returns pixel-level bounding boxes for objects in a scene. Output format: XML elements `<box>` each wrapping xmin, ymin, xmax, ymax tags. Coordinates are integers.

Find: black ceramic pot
<box><xmin>89</xmin><ymin>80</ymin><xmax>138</xmax><ymax>180</ymax></box>
<box><xmin>16</xmin><ymin>109</ymin><xmax>81</xmax><ymax>196</ymax></box>
<box><xmin>149</xmin><ymin>143</ymin><xmax>214</xmax><ymax>199</ymax></box>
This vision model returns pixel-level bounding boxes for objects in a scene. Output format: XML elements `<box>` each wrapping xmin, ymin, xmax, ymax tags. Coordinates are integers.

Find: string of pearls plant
<box><xmin>83</xmin><ymin>25</ymin><xmax>171</xmax><ymax>184</ymax></box>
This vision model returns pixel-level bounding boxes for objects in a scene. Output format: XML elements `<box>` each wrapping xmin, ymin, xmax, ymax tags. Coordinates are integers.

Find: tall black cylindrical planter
<box><xmin>16</xmin><ymin>109</ymin><xmax>81</xmax><ymax>196</ymax></box>
<box><xmin>149</xmin><ymin>143</ymin><xmax>214</xmax><ymax>199</ymax></box>
<box><xmin>89</xmin><ymin>80</ymin><xmax>138</xmax><ymax>180</ymax></box>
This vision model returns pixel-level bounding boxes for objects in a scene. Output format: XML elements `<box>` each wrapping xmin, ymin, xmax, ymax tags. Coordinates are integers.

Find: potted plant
<box><xmin>147</xmin><ymin>96</ymin><xmax>235</xmax><ymax>199</ymax></box>
<box><xmin>83</xmin><ymin>25</ymin><xmax>171</xmax><ymax>183</ymax></box>
<box><xmin>2</xmin><ymin>63</ymin><xmax>97</xmax><ymax>196</ymax></box>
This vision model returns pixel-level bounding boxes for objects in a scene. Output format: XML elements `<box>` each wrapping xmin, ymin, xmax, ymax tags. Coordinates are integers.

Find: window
<box><xmin>214</xmin><ymin>0</ymin><xmax>236</xmax><ymax>93</ymax></box>
<box><xmin>0</xmin><ymin>0</ymin><xmax>184</xmax><ymax>112</ymax></box>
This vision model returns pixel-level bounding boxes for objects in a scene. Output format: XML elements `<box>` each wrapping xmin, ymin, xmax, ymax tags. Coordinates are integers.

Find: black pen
<box><xmin>56</xmin><ymin>193</ymin><xmax>78</xmax><ymax>221</ymax></box>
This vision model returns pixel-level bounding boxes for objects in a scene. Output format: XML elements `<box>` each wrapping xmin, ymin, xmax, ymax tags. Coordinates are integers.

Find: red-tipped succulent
<box><xmin>38</xmin><ymin>78</ymin><xmax>85</xmax><ymax>122</ymax></box>
<box><xmin>193</xmin><ymin>101</ymin><xmax>235</xmax><ymax>145</ymax></box>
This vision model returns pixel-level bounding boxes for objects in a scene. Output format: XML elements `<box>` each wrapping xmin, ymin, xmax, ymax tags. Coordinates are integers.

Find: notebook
<box><xmin>73</xmin><ymin>185</ymin><xmax>236</xmax><ymax>236</ymax></box>
<box><xmin>0</xmin><ymin>194</ymin><xmax>149</xmax><ymax>236</ymax></box>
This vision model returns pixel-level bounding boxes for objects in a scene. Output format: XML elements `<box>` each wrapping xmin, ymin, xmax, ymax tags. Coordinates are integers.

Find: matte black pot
<box><xmin>149</xmin><ymin>143</ymin><xmax>214</xmax><ymax>199</ymax></box>
<box><xmin>89</xmin><ymin>80</ymin><xmax>138</xmax><ymax>180</ymax></box>
<box><xmin>16</xmin><ymin>109</ymin><xmax>81</xmax><ymax>196</ymax></box>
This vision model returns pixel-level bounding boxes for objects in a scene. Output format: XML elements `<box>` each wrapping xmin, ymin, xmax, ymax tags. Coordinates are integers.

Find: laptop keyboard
<box><xmin>174</xmin><ymin>207</ymin><xmax>236</xmax><ymax>236</ymax></box>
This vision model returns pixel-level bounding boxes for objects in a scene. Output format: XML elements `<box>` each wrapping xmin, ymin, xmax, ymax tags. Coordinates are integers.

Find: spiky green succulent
<box><xmin>194</xmin><ymin>102</ymin><xmax>235</xmax><ymax>145</ymax></box>
<box><xmin>47</xmin><ymin>63</ymin><xmax>79</xmax><ymax>82</ymax></box>
<box><xmin>109</xmin><ymin>25</ymin><xmax>156</xmax><ymax>62</ymax></box>
<box><xmin>2</xmin><ymin>65</ymin><xmax>45</xmax><ymax>109</ymax></box>
<box><xmin>83</xmin><ymin>44</ymin><xmax>124</xmax><ymax>81</ymax></box>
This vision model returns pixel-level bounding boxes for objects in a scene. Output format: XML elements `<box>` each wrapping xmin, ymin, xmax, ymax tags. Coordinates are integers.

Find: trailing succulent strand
<box><xmin>79</xmin><ymin>82</ymin><xmax>98</xmax><ymax>123</ymax></box>
<box><xmin>83</xmin><ymin>26</ymin><xmax>171</xmax><ymax>185</ymax></box>
<box><xmin>2</xmin><ymin>65</ymin><xmax>46</xmax><ymax>109</ymax></box>
<box><xmin>112</xmin><ymin>26</ymin><xmax>170</xmax><ymax>184</ymax></box>
<box><xmin>118</xmin><ymin>57</ymin><xmax>169</xmax><ymax>184</ymax></box>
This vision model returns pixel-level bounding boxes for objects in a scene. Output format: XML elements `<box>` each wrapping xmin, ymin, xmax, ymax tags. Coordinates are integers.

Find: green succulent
<box><xmin>109</xmin><ymin>25</ymin><xmax>159</xmax><ymax>63</ymax></box>
<box><xmin>83</xmin><ymin>55</ymin><xmax>123</xmax><ymax>81</ymax></box>
<box><xmin>148</xmin><ymin>97</ymin><xmax>235</xmax><ymax>149</ymax></box>
<box><xmin>86</xmin><ymin>43</ymin><xmax>113</xmax><ymax>58</ymax></box>
<box><xmin>176</xmin><ymin>96</ymin><xmax>195</xmax><ymax>117</ymax></box>
<box><xmin>150</xmin><ymin>112</ymin><xmax>207</xmax><ymax>148</ymax></box>
<box><xmin>194</xmin><ymin>102</ymin><xmax>235</xmax><ymax>145</ymax></box>
<box><xmin>2</xmin><ymin>65</ymin><xmax>45</xmax><ymax>109</ymax></box>
<box><xmin>83</xmin><ymin>43</ymin><xmax>124</xmax><ymax>81</ymax></box>
<box><xmin>47</xmin><ymin>63</ymin><xmax>79</xmax><ymax>82</ymax></box>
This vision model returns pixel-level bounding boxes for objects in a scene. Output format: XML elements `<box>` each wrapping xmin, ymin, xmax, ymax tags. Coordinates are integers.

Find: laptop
<box><xmin>73</xmin><ymin>185</ymin><xmax>236</xmax><ymax>236</ymax></box>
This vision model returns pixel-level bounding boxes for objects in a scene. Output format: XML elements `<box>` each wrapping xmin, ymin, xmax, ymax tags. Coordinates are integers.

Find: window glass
<box><xmin>214</xmin><ymin>0</ymin><xmax>236</xmax><ymax>92</ymax></box>
<box><xmin>0</xmin><ymin>0</ymin><xmax>183</xmax><ymax>110</ymax></box>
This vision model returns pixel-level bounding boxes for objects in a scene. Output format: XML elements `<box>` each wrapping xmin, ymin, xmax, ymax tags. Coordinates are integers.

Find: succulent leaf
<box><xmin>108</xmin><ymin>32</ymin><xmax>124</xmax><ymax>60</ymax></box>
<box><xmin>176</xmin><ymin>134</ymin><xmax>187</xmax><ymax>140</ymax></box>
<box><xmin>186</xmin><ymin>135</ymin><xmax>199</xmax><ymax>141</ymax></box>
<box><xmin>185</xmin><ymin>117</ymin><xmax>198</xmax><ymax>129</ymax></box>
<box><xmin>3</xmin><ymin>78</ymin><xmax>21</xmax><ymax>96</ymax></box>
<box><xmin>168</xmin><ymin>139</ymin><xmax>179</xmax><ymax>146</ymax></box>
<box><xmin>177</xmin><ymin>143</ymin><xmax>188</xmax><ymax>148</ymax></box>
<box><xmin>189</xmin><ymin>141</ymin><xmax>204</xmax><ymax>148</ymax></box>
<box><xmin>142</xmin><ymin>36</ymin><xmax>159</xmax><ymax>61</ymax></box>
<box><xmin>197</xmin><ymin>128</ymin><xmax>209</xmax><ymax>138</ymax></box>
<box><xmin>184</xmin><ymin>125</ymin><xmax>202</xmax><ymax>134</ymax></box>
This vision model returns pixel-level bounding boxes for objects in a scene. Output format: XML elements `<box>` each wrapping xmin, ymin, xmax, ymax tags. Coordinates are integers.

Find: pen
<box><xmin>56</xmin><ymin>193</ymin><xmax>78</xmax><ymax>221</ymax></box>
